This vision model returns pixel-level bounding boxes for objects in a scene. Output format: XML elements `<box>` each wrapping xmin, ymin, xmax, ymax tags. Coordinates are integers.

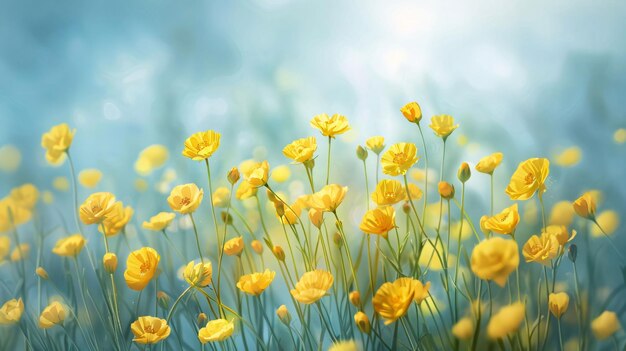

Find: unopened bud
<box><xmin>276</xmin><ymin>305</ymin><xmax>292</xmax><ymax>325</ymax></box>
<box><xmin>333</xmin><ymin>232</ymin><xmax>343</xmax><ymax>246</ymax></box>
<box><xmin>251</xmin><ymin>240</ymin><xmax>264</xmax><ymax>255</ymax></box>
<box><xmin>103</xmin><ymin>253</ymin><xmax>118</xmax><ymax>274</ymax></box>
<box><xmin>36</xmin><ymin>267</ymin><xmax>49</xmax><ymax>280</ymax></box>
<box><xmin>354</xmin><ymin>312</ymin><xmax>371</xmax><ymax>334</ymax></box>
<box><xmin>273</xmin><ymin>246</ymin><xmax>285</xmax><ymax>261</ymax></box>
<box><xmin>308</xmin><ymin>208</ymin><xmax>324</xmax><ymax>229</ymax></box>
<box><xmin>356</xmin><ymin>145</ymin><xmax>368</xmax><ymax>161</ymax></box>
<box><xmin>568</xmin><ymin>244</ymin><xmax>577</xmax><ymax>263</ymax></box>
<box><xmin>349</xmin><ymin>291</ymin><xmax>361</xmax><ymax>307</ymax></box>
<box><xmin>221</xmin><ymin>211</ymin><xmax>233</xmax><ymax>224</ymax></box>
<box><xmin>457</xmin><ymin>162</ymin><xmax>471</xmax><ymax>183</ymax></box>
<box><xmin>402</xmin><ymin>202</ymin><xmax>411</xmax><ymax>214</ymax></box>
<box><xmin>227</xmin><ymin>167</ymin><xmax>240</xmax><ymax>185</ymax></box>
<box><xmin>438</xmin><ymin>181</ymin><xmax>455</xmax><ymax>199</ymax></box>
<box><xmin>197</xmin><ymin>312</ymin><xmax>207</xmax><ymax>325</ymax></box>
<box><xmin>157</xmin><ymin>291</ymin><xmax>170</xmax><ymax>310</ymax></box>
<box><xmin>274</xmin><ymin>202</ymin><xmax>285</xmax><ymax>217</ymax></box>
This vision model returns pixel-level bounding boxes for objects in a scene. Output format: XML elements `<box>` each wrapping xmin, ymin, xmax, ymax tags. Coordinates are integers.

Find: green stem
<box><xmin>326</xmin><ymin>136</ymin><xmax>332</xmax><ymax>185</ymax></box>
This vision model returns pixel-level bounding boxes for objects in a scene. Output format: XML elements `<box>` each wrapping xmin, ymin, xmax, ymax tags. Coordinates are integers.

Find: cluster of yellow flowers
<box><xmin>0</xmin><ymin>103</ymin><xmax>623</xmax><ymax>351</ymax></box>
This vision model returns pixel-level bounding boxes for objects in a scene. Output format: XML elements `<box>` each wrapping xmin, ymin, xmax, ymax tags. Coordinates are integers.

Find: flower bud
<box><xmin>457</xmin><ymin>162</ymin><xmax>471</xmax><ymax>183</ymax></box>
<box><xmin>333</xmin><ymin>232</ymin><xmax>343</xmax><ymax>247</ymax></box>
<box><xmin>356</xmin><ymin>146</ymin><xmax>368</xmax><ymax>161</ymax></box>
<box><xmin>221</xmin><ymin>211</ymin><xmax>233</xmax><ymax>225</ymax></box>
<box><xmin>103</xmin><ymin>252</ymin><xmax>118</xmax><ymax>274</ymax></box>
<box><xmin>354</xmin><ymin>312</ymin><xmax>371</xmax><ymax>334</ymax></box>
<box><xmin>349</xmin><ymin>291</ymin><xmax>361</xmax><ymax>307</ymax></box>
<box><xmin>276</xmin><ymin>305</ymin><xmax>291</xmax><ymax>325</ymax></box>
<box><xmin>36</xmin><ymin>267</ymin><xmax>49</xmax><ymax>280</ymax></box>
<box><xmin>274</xmin><ymin>202</ymin><xmax>285</xmax><ymax>217</ymax></box>
<box><xmin>157</xmin><ymin>291</ymin><xmax>170</xmax><ymax>310</ymax></box>
<box><xmin>438</xmin><ymin>181</ymin><xmax>455</xmax><ymax>199</ymax></box>
<box><xmin>402</xmin><ymin>202</ymin><xmax>411</xmax><ymax>214</ymax></box>
<box><xmin>303</xmin><ymin>158</ymin><xmax>315</xmax><ymax>170</ymax></box>
<box><xmin>272</xmin><ymin>246</ymin><xmax>285</xmax><ymax>261</ymax></box>
<box><xmin>227</xmin><ymin>167</ymin><xmax>240</xmax><ymax>185</ymax></box>
<box><xmin>572</xmin><ymin>192</ymin><xmax>596</xmax><ymax>220</ymax></box>
<box><xmin>568</xmin><ymin>244</ymin><xmax>577</xmax><ymax>263</ymax></box>
<box><xmin>251</xmin><ymin>240</ymin><xmax>263</xmax><ymax>255</ymax></box>
<box><xmin>400</xmin><ymin>102</ymin><xmax>422</xmax><ymax>123</ymax></box>
<box><xmin>308</xmin><ymin>208</ymin><xmax>324</xmax><ymax>229</ymax></box>
<box><xmin>197</xmin><ymin>312</ymin><xmax>207</xmax><ymax>325</ymax></box>
<box><xmin>266</xmin><ymin>189</ymin><xmax>279</xmax><ymax>204</ymax></box>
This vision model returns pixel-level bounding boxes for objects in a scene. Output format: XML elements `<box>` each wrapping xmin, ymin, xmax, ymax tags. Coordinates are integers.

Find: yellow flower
<box><xmin>0</xmin><ymin>145</ymin><xmax>21</xmax><ymax>173</ymax></box>
<box><xmin>10</xmin><ymin>243</ymin><xmax>30</xmax><ymax>261</ymax></box>
<box><xmin>0</xmin><ymin>198</ymin><xmax>32</xmax><ymax>231</ymax></box>
<box><xmin>381</xmin><ymin>142</ymin><xmax>419</xmax><ymax>176</ymax></box>
<box><xmin>354</xmin><ymin>312</ymin><xmax>371</xmax><ymax>334</ymax></box>
<box><xmin>591</xmin><ymin>311</ymin><xmax>621</xmax><ymax>340</ymax></box>
<box><xmin>429</xmin><ymin>115</ymin><xmax>458</xmax><ymax>139</ymax></box>
<box><xmin>373</xmin><ymin>277</ymin><xmax>415</xmax><ymax>325</ymax></box>
<box><xmin>328</xmin><ymin>340</ymin><xmax>359</xmax><ymax>351</ymax></box>
<box><xmin>167</xmin><ymin>183</ymin><xmax>203</xmax><ymax>214</ymax></box>
<box><xmin>359</xmin><ymin>206</ymin><xmax>396</xmax><ymax>238</ymax></box>
<box><xmin>371</xmin><ymin>179</ymin><xmax>404</xmax><ymax>206</ymax></box>
<box><xmin>39</xmin><ymin>301</ymin><xmax>67</xmax><ymax>329</ymax></box>
<box><xmin>235</xmin><ymin>181</ymin><xmax>257</xmax><ymax>200</ymax></box>
<box><xmin>365</xmin><ymin>136</ymin><xmax>385</xmax><ymax>154</ymax></box>
<box><xmin>124</xmin><ymin>247</ymin><xmax>160</xmax><ymax>291</ymax></box>
<box><xmin>236</xmin><ymin>269</ymin><xmax>276</xmax><ymax>296</ymax></box>
<box><xmin>349</xmin><ymin>291</ymin><xmax>361</xmax><ymax>306</ymax></box>
<box><xmin>134</xmin><ymin>145</ymin><xmax>169</xmax><ymax>176</ymax></box>
<box><xmin>615</xmin><ymin>128</ymin><xmax>626</xmax><ymax>144</ymax></box>
<box><xmin>251</xmin><ymin>240</ymin><xmax>263</xmax><ymax>255</ymax></box>
<box><xmin>522</xmin><ymin>233</ymin><xmax>559</xmax><ymax>266</ymax></box>
<box><xmin>182</xmin><ymin>130</ymin><xmax>221</xmax><ymax>161</ymax></box>
<box><xmin>452</xmin><ymin>317</ymin><xmax>474</xmax><ymax>340</ymax></box>
<box><xmin>482</xmin><ymin>204</ymin><xmax>520</xmax><ymax>235</ymax></box>
<box><xmin>142</xmin><ymin>212</ymin><xmax>176</xmax><ymax>231</ymax></box>
<box><xmin>404</xmin><ymin>183</ymin><xmax>423</xmax><ymax>201</ymax></box>
<box><xmin>554</xmin><ymin>146</ymin><xmax>582</xmax><ymax>167</ymax></box>
<box><xmin>438</xmin><ymin>181</ymin><xmax>455</xmax><ymax>199</ymax></box>
<box><xmin>131</xmin><ymin>316</ymin><xmax>171</xmax><ymax>344</ymax></box>
<box><xmin>79</xmin><ymin>192</ymin><xmax>117</xmax><ymax>225</ymax></box>
<box><xmin>212</xmin><ymin>187</ymin><xmax>230</xmax><ymax>208</ymax></box>
<box><xmin>53</xmin><ymin>176</ymin><xmax>70</xmax><ymax>191</ymax></box>
<box><xmin>224</xmin><ymin>236</ymin><xmax>244</xmax><ymax>256</ymax></box>
<box><xmin>549</xmin><ymin>201</ymin><xmax>575</xmax><ymax>226</ymax></box>
<box><xmin>0</xmin><ymin>298</ymin><xmax>24</xmax><ymax>325</ymax></box>
<box><xmin>78</xmin><ymin>169</ymin><xmax>102</xmax><ymax>188</ymax></box>
<box><xmin>246</xmin><ymin>161</ymin><xmax>270</xmax><ymax>187</ymax></box>
<box><xmin>276</xmin><ymin>305</ymin><xmax>291</xmax><ymax>325</ymax></box>
<box><xmin>548</xmin><ymin>292</ymin><xmax>569</xmax><ymax>318</ymax></box>
<box><xmin>543</xmin><ymin>225</ymin><xmax>576</xmax><ymax>246</ymax></box>
<box><xmin>487</xmin><ymin>302</ymin><xmax>525</xmax><ymax>339</ymax></box>
<box><xmin>52</xmin><ymin>234</ymin><xmax>86</xmax><ymax>257</ymax></box>
<box><xmin>198</xmin><ymin>319</ymin><xmax>234</xmax><ymax>343</ymax></box>
<box><xmin>308</xmin><ymin>208</ymin><xmax>324</xmax><ymax>228</ymax></box>
<box><xmin>309</xmin><ymin>184</ymin><xmax>348</xmax><ymax>212</ymax></box>
<box><xmin>591</xmin><ymin>210</ymin><xmax>619</xmax><ymax>237</ymax></box>
<box><xmin>572</xmin><ymin>192</ymin><xmax>596</xmax><ymax>220</ymax></box>
<box><xmin>283</xmin><ymin>137</ymin><xmax>317</xmax><ymax>163</ymax></box>
<box><xmin>471</xmin><ymin>237</ymin><xmax>519</xmax><ymax>287</ymax></box>
<box><xmin>41</xmin><ymin>123</ymin><xmax>75</xmax><ymax>165</ymax></box>
<box><xmin>505</xmin><ymin>158</ymin><xmax>550</xmax><ymax>200</ymax></box>
<box><xmin>36</xmin><ymin>266</ymin><xmax>49</xmax><ymax>280</ymax></box>
<box><xmin>290</xmin><ymin>269</ymin><xmax>334</xmax><ymax>304</ymax></box>
<box><xmin>310</xmin><ymin>113</ymin><xmax>351</xmax><ymax>137</ymax></box>
<box><xmin>103</xmin><ymin>252</ymin><xmax>118</xmax><ymax>273</ymax></box>
<box><xmin>400</xmin><ymin>102</ymin><xmax>422</xmax><ymax>123</ymax></box>
<box><xmin>475</xmin><ymin>152</ymin><xmax>503</xmax><ymax>174</ymax></box>
<box><xmin>410</xmin><ymin>279</ymin><xmax>431</xmax><ymax>304</ymax></box>
<box><xmin>183</xmin><ymin>260</ymin><xmax>213</xmax><ymax>287</ymax></box>
<box><xmin>100</xmin><ymin>202</ymin><xmax>134</xmax><ymax>236</ymax></box>
<box><xmin>10</xmin><ymin>183</ymin><xmax>39</xmax><ymax>209</ymax></box>
<box><xmin>276</xmin><ymin>200</ymin><xmax>302</xmax><ymax>225</ymax></box>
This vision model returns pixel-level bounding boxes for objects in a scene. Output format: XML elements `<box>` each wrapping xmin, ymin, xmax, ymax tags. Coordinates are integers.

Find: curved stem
<box><xmin>189</xmin><ymin>214</ymin><xmax>204</xmax><ymax>264</ymax></box>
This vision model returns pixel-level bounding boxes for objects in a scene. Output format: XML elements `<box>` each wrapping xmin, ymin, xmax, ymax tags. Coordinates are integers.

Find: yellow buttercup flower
<box><xmin>124</xmin><ymin>247</ymin><xmax>160</xmax><ymax>291</ymax></box>
<box><xmin>572</xmin><ymin>192</ymin><xmax>596</xmax><ymax>220</ymax></box>
<box><xmin>359</xmin><ymin>206</ymin><xmax>396</xmax><ymax>238</ymax></box>
<box><xmin>236</xmin><ymin>269</ymin><xmax>276</xmax><ymax>296</ymax></box>
<box><xmin>134</xmin><ymin>145</ymin><xmax>169</xmax><ymax>176</ymax></box>
<box><xmin>373</xmin><ymin>277</ymin><xmax>415</xmax><ymax>325</ymax></box>
<box><xmin>400</xmin><ymin>102</ymin><xmax>422</xmax><ymax>123</ymax></box>
<box><xmin>381</xmin><ymin>142</ymin><xmax>419</xmax><ymax>176</ymax></box>
<box><xmin>276</xmin><ymin>305</ymin><xmax>291</xmax><ymax>325</ymax></box>
<box><xmin>167</xmin><ymin>183</ymin><xmax>203</xmax><ymax>214</ymax></box>
<box><xmin>235</xmin><ymin>180</ymin><xmax>257</xmax><ymax>200</ymax></box>
<box><xmin>224</xmin><ymin>236</ymin><xmax>244</xmax><ymax>256</ymax></box>
<box><xmin>103</xmin><ymin>252</ymin><xmax>118</xmax><ymax>273</ymax></box>
<box><xmin>554</xmin><ymin>146</ymin><xmax>582</xmax><ymax>167</ymax></box>
<box><xmin>0</xmin><ymin>298</ymin><xmax>24</xmax><ymax>325</ymax></box>
<box><xmin>404</xmin><ymin>183</ymin><xmax>423</xmax><ymax>201</ymax></box>
<box><xmin>39</xmin><ymin>301</ymin><xmax>67</xmax><ymax>329</ymax></box>
<box><xmin>452</xmin><ymin>317</ymin><xmax>474</xmax><ymax>340</ymax></box>
<box><xmin>246</xmin><ymin>161</ymin><xmax>270</xmax><ymax>187</ymax></box>
<box><xmin>290</xmin><ymin>269</ymin><xmax>334</xmax><ymax>304</ymax></box>
<box><xmin>79</xmin><ymin>192</ymin><xmax>117</xmax><ymax>225</ymax></box>
<box><xmin>100</xmin><ymin>202</ymin><xmax>134</xmax><ymax>236</ymax></box>
<box><xmin>487</xmin><ymin>302</ymin><xmax>525</xmax><ymax>339</ymax></box>
<box><xmin>309</xmin><ymin>184</ymin><xmax>348</xmax><ymax>212</ymax></box>
<box><xmin>410</xmin><ymin>279</ymin><xmax>431</xmax><ymax>304</ymax></box>
<box><xmin>548</xmin><ymin>292</ymin><xmax>569</xmax><ymax>318</ymax></box>
<box><xmin>429</xmin><ymin>115</ymin><xmax>458</xmax><ymax>139</ymax></box>
<box><xmin>10</xmin><ymin>243</ymin><xmax>30</xmax><ymax>261</ymax></box>
<box><xmin>212</xmin><ymin>187</ymin><xmax>230</xmax><ymax>208</ymax></box>
<box><xmin>182</xmin><ymin>130</ymin><xmax>221</xmax><ymax>161</ymax></box>
<box><xmin>131</xmin><ymin>316</ymin><xmax>171</xmax><ymax>344</ymax></box>
<box><xmin>9</xmin><ymin>183</ymin><xmax>39</xmax><ymax>209</ymax></box>
<box><xmin>183</xmin><ymin>260</ymin><xmax>213</xmax><ymax>288</ymax></box>
<box><xmin>198</xmin><ymin>319</ymin><xmax>235</xmax><ymax>343</ymax></box>
<box><xmin>475</xmin><ymin>152</ymin><xmax>503</xmax><ymax>174</ymax></box>
<box><xmin>365</xmin><ymin>136</ymin><xmax>385</xmax><ymax>154</ymax></box>
<box><xmin>522</xmin><ymin>233</ymin><xmax>559</xmax><ymax>266</ymax></box>
<box><xmin>142</xmin><ymin>212</ymin><xmax>176</xmax><ymax>231</ymax></box>
<box><xmin>591</xmin><ymin>311</ymin><xmax>621</xmax><ymax>340</ymax></box>
<box><xmin>549</xmin><ymin>201</ymin><xmax>575</xmax><ymax>226</ymax></box>
<box><xmin>505</xmin><ymin>158</ymin><xmax>550</xmax><ymax>200</ymax></box>
<box><xmin>283</xmin><ymin>137</ymin><xmax>317</xmax><ymax>163</ymax></box>
<box><xmin>482</xmin><ymin>204</ymin><xmax>520</xmax><ymax>235</ymax></box>
<box><xmin>53</xmin><ymin>176</ymin><xmax>70</xmax><ymax>191</ymax></box>
<box><xmin>543</xmin><ymin>225</ymin><xmax>576</xmax><ymax>246</ymax></box>
<box><xmin>371</xmin><ymin>179</ymin><xmax>404</xmax><ymax>206</ymax></box>
<box><xmin>41</xmin><ymin>123</ymin><xmax>75</xmax><ymax>165</ymax></box>
<box><xmin>78</xmin><ymin>169</ymin><xmax>103</xmax><ymax>188</ymax></box>
<box><xmin>354</xmin><ymin>312</ymin><xmax>371</xmax><ymax>334</ymax></box>
<box><xmin>328</xmin><ymin>340</ymin><xmax>359</xmax><ymax>351</ymax></box>
<box><xmin>52</xmin><ymin>234</ymin><xmax>86</xmax><ymax>257</ymax></box>
<box><xmin>471</xmin><ymin>237</ymin><xmax>519</xmax><ymax>287</ymax></box>
<box><xmin>310</xmin><ymin>113</ymin><xmax>351</xmax><ymax>137</ymax></box>
<box><xmin>0</xmin><ymin>197</ymin><xmax>32</xmax><ymax>231</ymax></box>
<box><xmin>591</xmin><ymin>210</ymin><xmax>619</xmax><ymax>237</ymax></box>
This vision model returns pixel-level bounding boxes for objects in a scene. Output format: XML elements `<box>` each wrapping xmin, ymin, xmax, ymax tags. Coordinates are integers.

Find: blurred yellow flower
<box><xmin>549</xmin><ymin>201</ymin><xmax>575</xmax><ymax>226</ymax></box>
<box><xmin>52</xmin><ymin>234</ymin><xmax>86</xmax><ymax>257</ymax></box>
<box><xmin>10</xmin><ymin>183</ymin><xmax>39</xmax><ymax>209</ymax></box>
<box><xmin>135</xmin><ymin>145</ymin><xmax>169</xmax><ymax>176</ymax></box>
<box><xmin>614</xmin><ymin>128</ymin><xmax>626</xmax><ymax>144</ymax></box>
<box><xmin>572</xmin><ymin>192</ymin><xmax>596</xmax><ymax>220</ymax></box>
<box><xmin>134</xmin><ymin>178</ymin><xmax>149</xmax><ymax>192</ymax></box>
<box><xmin>42</xmin><ymin>191</ymin><xmax>54</xmax><ymax>204</ymax></box>
<box><xmin>235</xmin><ymin>180</ymin><xmax>258</xmax><ymax>200</ymax></box>
<box><xmin>131</xmin><ymin>316</ymin><xmax>171</xmax><ymax>344</ymax></box>
<box><xmin>100</xmin><ymin>202</ymin><xmax>133</xmax><ymax>236</ymax></box>
<box><xmin>167</xmin><ymin>183</ymin><xmax>203</xmax><ymax>214</ymax></box>
<box><xmin>429</xmin><ymin>115</ymin><xmax>458</xmax><ymax>139</ymax></box>
<box><xmin>381</xmin><ymin>142</ymin><xmax>419</xmax><ymax>176</ymax></box>
<box><xmin>591</xmin><ymin>311</ymin><xmax>620</xmax><ymax>340</ymax></box>
<box><xmin>142</xmin><ymin>212</ymin><xmax>176</xmax><ymax>231</ymax></box>
<box><xmin>124</xmin><ymin>247</ymin><xmax>160</xmax><ymax>291</ymax></box>
<box><xmin>554</xmin><ymin>146</ymin><xmax>582</xmax><ymax>167</ymax></box>
<box><xmin>0</xmin><ymin>298</ymin><xmax>23</xmax><ymax>325</ymax></box>
<box><xmin>450</xmin><ymin>220</ymin><xmax>472</xmax><ymax>241</ymax></box>
<box><xmin>452</xmin><ymin>317</ymin><xmax>474</xmax><ymax>340</ymax></box>
<box><xmin>236</xmin><ymin>269</ymin><xmax>276</xmax><ymax>296</ymax></box>
<box><xmin>308</xmin><ymin>208</ymin><xmax>324</xmax><ymax>228</ymax></box>
<box><xmin>505</xmin><ymin>158</ymin><xmax>550</xmax><ymax>200</ymax></box>
<box><xmin>212</xmin><ymin>187</ymin><xmax>230</xmax><ymax>208</ymax></box>
<box><xmin>475</xmin><ymin>152</ymin><xmax>503</xmax><ymax>174</ymax></box>
<box><xmin>487</xmin><ymin>302</ymin><xmax>525</xmax><ymax>339</ymax></box>
<box><xmin>404</xmin><ymin>183</ymin><xmax>423</xmax><ymax>201</ymax></box>
<box><xmin>198</xmin><ymin>319</ymin><xmax>234</xmax><ymax>343</ymax></box>
<box><xmin>36</xmin><ymin>266</ymin><xmax>49</xmax><ymax>279</ymax></box>
<box><xmin>224</xmin><ymin>236</ymin><xmax>244</xmax><ymax>256</ymax></box>
<box><xmin>41</xmin><ymin>123</ymin><xmax>75</xmax><ymax>165</ymax></box>
<box><xmin>400</xmin><ymin>102</ymin><xmax>422</xmax><ymax>123</ymax></box>
<box><xmin>471</xmin><ymin>237</ymin><xmax>519</xmax><ymax>287</ymax></box>
<box><xmin>549</xmin><ymin>292</ymin><xmax>569</xmax><ymax>318</ymax></box>
<box><xmin>283</xmin><ymin>137</ymin><xmax>317</xmax><ymax>163</ymax></box>
<box><xmin>371</xmin><ymin>179</ymin><xmax>404</xmax><ymax>206</ymax></box>
<box><xmin>39</xmin><ymin>301</ymin><xmax>66</xmax><ymax>329</ymax></box>
<box><xmin>482</xmin><ymin>203</ymin><xmax>520</xmax><ymax>235</ymax></box>
<box><xmin>522</xmin><ymin>233</ymin><xmax>559</xmax><ymax>266</ymax></box>
<box><xmin>182</xmin><ymin>130</ymin><xmax>221</xmax><ymax>161</ymax></box>
<box><xmin>309</xmin><ymin>184</ymin><xmax>348</xmax><ymax>212</ymax></box>
<box><xmin>103</xmin><ymin>252</ymin><xmax>118</xmax><ymax>273</ymax></box>
<box><xmin>276</xmin><ymin>305</ymin><xmax>291</xmax><ymax>325</ymax></box>
<box><xmin>79</xmin><ymin>192</ymin><xmax>117</xmax><ymax>225</ymax></box>
<box><xmin>328</xmin><ymin>340</ymin><xmax>359</xmax><ymax>351</ymax></box>
<box><xmin>591</xmin><ymin>210</ymin><xmax>619</xmax><ymax>237</ymax></box>
<box><xmin>271</xmin><ymin>165</ymin><xmax>291</xmax><ymax>183</ymax></box>
<box><xmin>78</xmin><ymin>169</ymin><xmax>102</xmax><ymax>188</ymax></box>
<box><xmin>373</xmin><ymin>277</ymin><xmax>415</xmax><ymax>325</ymax></box>
<box><xmin>52</xmin><ymin>176</ymin><xmax>70</xmax><ymax>191</ymax></box>
<box><xmin>310</xmin><ymin>113</ymin><xmax>351</xmax><ymax>137</ymax></box>
<box><xmin>410</xmin><ymin>279</ymin><xmax>431</xmax><ymax>304</ymax></box>
<box><xmin>10</xmin><ymin>243</ymin><xmax>30</xmax><ymax>261</ymax></box>
<box><xmin>0</xmin><ymin>145</ymin><xmax>21</xmax><ymax>173</ymax></box>
<box><xmin>365</xmin><ymin>136</ymin><xmax>385</xmax><ymax>154</ymax></box>
<box><xmin>0</xmin><ymin>198</ymin><xmax>32</xmax><ymax>232</ymax></box>
<box><xmin>419</xmin><ymin>240</ymin><xmax>446</xmax><ymax>270</ymax></box>
<box><xmin>359</xmin><ymin>206</ymin><xmax>396</xmax><ymax>238</ymax></box>
<box><xmin>290</xmin><ymin>269</ymin><xmax>334</xmax><ymax>304</ymax></box>
<box><xmin>543</xmin><ymin>225</ymin><xmax>576</xmax><ymax>246</ymax></box>
<box><xmin>184</xmin><ymin>260</ymin><xmax>213</xmax><ymax>287</ymax></box>
<box><xmin>246</xmin><ymin>160</ymin><xmax>270</xmax><ymax>187</ymax></box>
<box><xmin>250</xmin><ymin>240</ymin><xmax>263</xmax><ymax>255</ymax></box>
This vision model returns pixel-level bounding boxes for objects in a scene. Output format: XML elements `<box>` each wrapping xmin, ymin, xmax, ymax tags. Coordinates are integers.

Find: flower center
<box><xmin>91</xmin><ymin>205</ymin><xmax>102</xmax><ymax>213</ymax></box>
<box><xmin>180</xmin><ymin>197</ymin><xmax>191</xmax><ymax>206</ymax></box>
<box><xmin>524</xmin><ymin>173</ymin><xmax>535</xmax><ymax>185</ymax></box>
<box><xmin>140</xmin><ymin>263</ymin><xmax>150</xmax><ymax>274</ymax></box>
<box><xmin>393</xmin><ymin>153</ymin><xmax>406</xmax><ymax>164</ymax></box>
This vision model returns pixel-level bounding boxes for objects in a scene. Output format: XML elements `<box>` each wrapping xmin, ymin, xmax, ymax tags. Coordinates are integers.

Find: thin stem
<box><xmin>326</xmin><ymin>136</ymin><xmax>332</xmax><ymax>185</ymax></box>
<box><xmin>189</xmin><ymin>213</ymin><xmax>205</xmax><ymax>264</ymax></box>
<box><xmin>417</xmin><ymin>123</ymin><xmax>429</xmax><ymax>220</ymax></box>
